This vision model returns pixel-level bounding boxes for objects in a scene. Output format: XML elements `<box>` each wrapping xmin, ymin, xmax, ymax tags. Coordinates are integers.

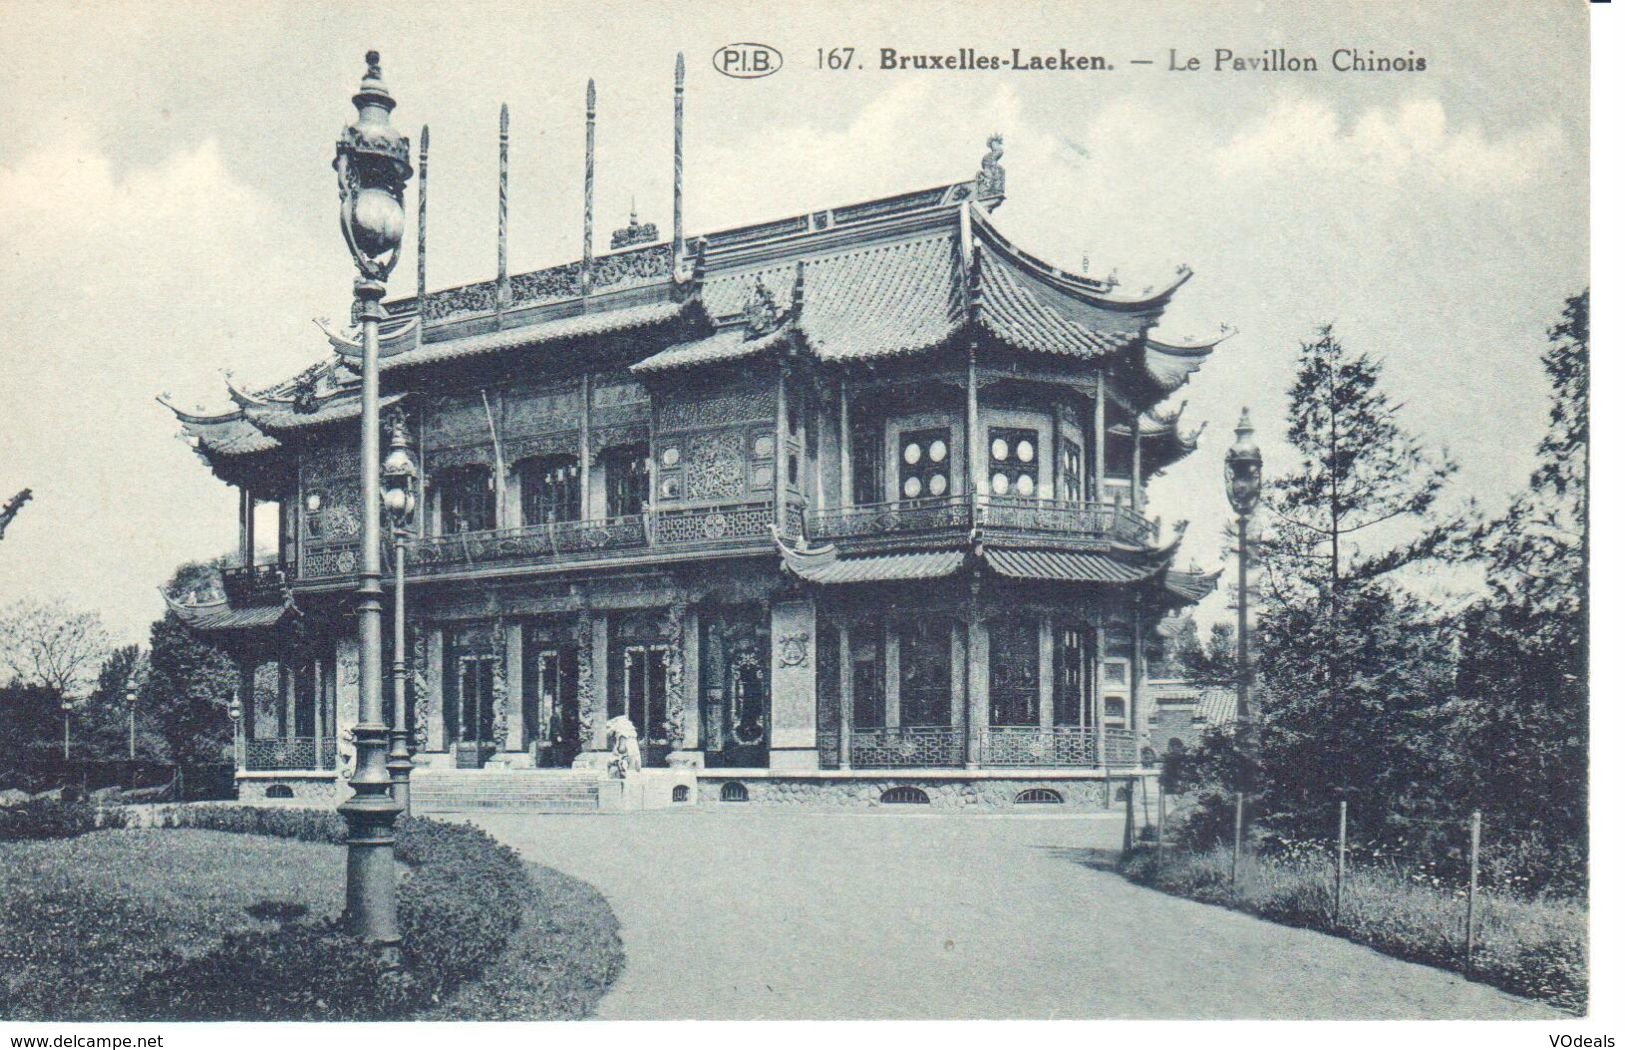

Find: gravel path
<box><xmin>469</xmin><ymin>809</ymin><xmax>1559</xmax><ymax>1020</ymax></box>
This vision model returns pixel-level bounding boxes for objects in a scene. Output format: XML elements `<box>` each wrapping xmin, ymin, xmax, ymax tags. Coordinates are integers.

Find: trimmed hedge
<box><xmin>17</xmin><ymin>803</ymin><xmax>537</xmax><ymax>1020</ymax></box>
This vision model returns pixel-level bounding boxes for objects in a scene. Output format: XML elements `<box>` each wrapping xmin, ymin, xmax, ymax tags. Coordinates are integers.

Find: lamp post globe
<box><xmin>334</xmin><ymin>49</ymin><xmax>412</xmax><ymax>953</ymax></box>
<box><xmin>382</xmin><ymin>411</ymin><xmax>418</xmax><ymax>815</ymax></box>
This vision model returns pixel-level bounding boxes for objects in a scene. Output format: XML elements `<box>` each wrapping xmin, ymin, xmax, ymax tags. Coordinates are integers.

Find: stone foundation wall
<box><xmin>696</xmin><ymin>776</ymin><xmax>1117</xmax><ymax>810</ymax></box>
<box><xmin>235</xmin><ymin>776</ymin><xmax>344</xmax><ymax>806</ymax></box>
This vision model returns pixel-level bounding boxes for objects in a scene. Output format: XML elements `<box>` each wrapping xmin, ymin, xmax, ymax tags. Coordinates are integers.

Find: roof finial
<box><xmin>975</xmin><ymin>132</ymin><xmax>1005</xmax><ymax>203</ymax></box>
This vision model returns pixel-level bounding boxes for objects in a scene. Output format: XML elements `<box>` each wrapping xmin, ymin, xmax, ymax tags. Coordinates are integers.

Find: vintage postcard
<box><xmin>0</xmin><ymin>0</ymin><xmax>1599</xmax><ymax>1039</ymax></box>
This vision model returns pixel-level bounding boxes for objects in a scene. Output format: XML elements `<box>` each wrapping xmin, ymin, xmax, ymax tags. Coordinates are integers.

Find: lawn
<box><xmin>0</xmin><ymin>829</ymin><xmax>348</xmax><ymax>1020</ymax></box>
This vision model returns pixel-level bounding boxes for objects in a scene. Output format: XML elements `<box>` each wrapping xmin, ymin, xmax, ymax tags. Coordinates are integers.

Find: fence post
<box><xmin>1156</xmin><ymin>777</ymin><xmax>1167</xmax><ymax>868</ymax></box>
<box><xmin>1334</xmin><ymin>800</ymin><xmax>1347</xmax><ymax>929</ymax></box>
<box><xmin>1465</xmin><ymin>809</ymin><xmax>1481</xmax><ymax>978</ymax></box>
<box><xmin>1121</xmin><ymin>776</ymin><xmax>1136</xmax><ymax>859</ymax></box>
<box><xmin>1231</xmin><ymin>792</ymin><xmax>1244</xmax><ymax>893</ymax></box>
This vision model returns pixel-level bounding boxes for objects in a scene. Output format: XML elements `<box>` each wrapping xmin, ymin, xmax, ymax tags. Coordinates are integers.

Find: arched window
<box><xmin>720</xmin><ymin>781</ymin><xmax>749</xmax><ymax>803</ymax></box>
<box><xmin>879</xmin><ymin>785</ymin><xmax>929</xmax><ymax>805</ymax></box>
<box><xmin>671</xmin><ymin>784</ymin><xmax>691</xmax><ymax>803</ymax></box>
<box><xmin>1015</xmin><ymin>787</ymin><xmax>1063</xmax><ymax>805</ymax></box>
<box><xmin>265</xmin><ymin>784</ymin><xmax>295</xmax><ymax>799</ymax></box>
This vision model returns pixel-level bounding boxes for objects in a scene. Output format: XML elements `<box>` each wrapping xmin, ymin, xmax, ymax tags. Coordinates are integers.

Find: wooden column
<box><xmin>312</xmin><ymin>657</ymin><xmax>323</xmax><ymax>766</ymax></box>
<box><xmin>505</xmin><ymin>621</ymin><xmax>525</xmax><ymax>752</ymax></box>
<box><xmin>967</xmin><ymin>350</ymin><xmax>984</xmax><ymax>497</ymax></box>
<box><xmin>237</xmin><ymin>657</ymin><xmax>257</xmax><ymax>746</ymax></box>
<box><xmin>682</xmin><ymin>607</ymin><xmax>702</xmax><ymax>751</ymax></box>
<box><xmin>578</xmin><ymin>375</ymin><xmax>593</xmax><ymax>520</ymax></box>
<box><xmin>775</xmin><ymin>367</ymin><xmax>790</xmax><ymax>529</ymax></box>
<box><xmin>239</xmin><ymin>488</ymin><xmax>254</xmax><ymax>566</ymax></box>
<box><xmin>966</xmin><ymin>617</ymin><xmax>990</xmax><ymax>768</ymax></box>
<box><xmin>949</xmin><ymin>622</ymin><xmax>966</xmax><ymax>728</ymax></box>
<box><xmin>839</xmin><ymin>376</ymin><xmax>853</xmax><ymax>506</ymax></box>
<box><xmin>277</xmin><ymin>661</ymin><xmax>292</xmax><ymax>738</ymax></box>
<box><xmin>1093</xmin><ymin>624</ymin><xmax>1108</xmax><ymax>765</ymax></box>
<box><xmin>1038</xmin><ymin>616</ymin><xmax>1055</xmax><ymax>730</ymax></box>
<box><xmin>1132</xmin><ymin>598</ymin><xmax>1149</xmax><ymax>760</ymax></box>
<box><xmin>837</xmin><ymin>624</ymin><xmax>853</xmax><ymax>769</ymax></box>
<box><xmin>1131</xmin><ymin>415</ymin><xmax>1144</xmax><ymax>512</ymax></box>
<box><xmin>1093</xmin><ymin>368</ymin><xmax>1107</xmax><ymax>503</ymax></box>
<box><xmin>590</xmin><ymin>614</ymin><xmax>610</xmax><ymax>750</ymax></box>
<box><xmin>884</xmin><ymin>623</ymin><xmax>901</xmax><ymax>729</ymax></box>
<box><xmin>425</xmin><ymin>629</ymin><xmax>445</xmax><ymax>751</ymax></box>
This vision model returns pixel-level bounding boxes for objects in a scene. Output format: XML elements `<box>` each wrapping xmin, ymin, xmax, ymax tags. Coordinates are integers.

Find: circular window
<box><xmin>1017</xmin><ymin>439</ymin><xmax>1035</xmax><ymax>463</ymax></box>
<box><xmin>991</xmin><ymin>438</ymin><xmax>1009</xmax><ymax>461</ymax></box>
<box><xmin>660</xmin><ymin>477</ymin><xmax>682</xmax><ymax>499</ymax></box>
<box><xmin>929</xmin><ymin>439</ymin><xmax>948</xmax><ymax>462</ymax></box>
<box><xmin>992</xmin><ymin>472</ymin><xmax>1010</xmax><ymax>495</ymax></box>
<box><xmin>661</xmin><ymin>447</ymin><xmax>681</xmax><ymax>467</ymax></box>
<box><xmin>928</xmin><ymin>473</ymin><xmax>948</xmax><ymax>496</ymax></box>
<box><xmin>903</xmin><ymin>476</ymin><xmax>923</xmax><ymax>498</ymax></box>
<box><xmin>754</xmin><ymin>435</ymin><xmax>775</xmax><ymax>458</ymax></box>
<box><xmin>753</xmin><ymin>464</ymin><xmax>773</xmax><ymax>487</ymax></box>
<box><xmin>904</xmin><ymin>442</ymin><xmax>922</xmax><ymax>465</ymax></box>
<box><xmin>1016</xmin><ymin>474</ymin><xmax>1035</xmax><ymax>497</ymax></box>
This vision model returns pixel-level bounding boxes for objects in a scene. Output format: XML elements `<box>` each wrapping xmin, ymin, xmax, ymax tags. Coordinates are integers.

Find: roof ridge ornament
<box><xmin>742</xmin><ymin>275</ymin><xmax>780</xmax><ymax>337</ymax></box>
<box><xmin>975</xmin><ymin>133</ymin><xmax>1005</xmax><ymax>203</ymax></box>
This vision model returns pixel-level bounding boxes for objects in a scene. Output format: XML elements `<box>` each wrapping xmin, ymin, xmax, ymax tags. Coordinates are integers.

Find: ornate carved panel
<box><xmin>656</xmin><ymin>390</ymin><xmax>775</xmax><ymax>432</ymax></box>
<box><xmin>684</xmin><ymin>431</ymin><xmax>747</xmax><ymax>501</ymax></box>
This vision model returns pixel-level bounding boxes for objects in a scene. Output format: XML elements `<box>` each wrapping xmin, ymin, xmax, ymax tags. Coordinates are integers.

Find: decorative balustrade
<box><xmin>848</xmin><ymin>726</ymin><xmax>967</xmax><ymax>768</ymax></box>
<box><xmin>654</xmin><ymin>501</ymin><xmax>775</xmax><ymax>546</ymax></box>
<box><xmin>404</xmin><ymin>515</ymin><xmax>647</xmax><ymax>574</ymax></box>
<box><xmin>243</xmin><ymin>737</ymin><xmax>338</xmax><ymax>772</ymax></box>
<box><xmin>977</xmin><ymin>726</ymin><xmax>1141</xmax><ymax>768</ymax></box>
<box><xmin>806</xmin><ymin>495</ymin><xmax>1156</xmax><ymax>548</ymax></box>
<box><xmin>221</xmin><ymin>562</ymin><xmax>293</xmax><ymax>605</ymax></box>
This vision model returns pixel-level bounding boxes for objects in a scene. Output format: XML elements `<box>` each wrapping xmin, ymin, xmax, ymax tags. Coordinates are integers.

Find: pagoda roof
<box><xmin>774</xmin><ymin>531</ymin><xmax>1215</xmax><ymax>608</ymax></box>
<box><xmin>165</xmin><ymin>146</ymin><xmax>1227</xmax><ymax>471</ymax></box>
<box><xmin>1110</xmin><ymin>400</ymin><xmax>1207</xmax><ymax>475</ymax></box>
<box><xmin>163</xmin><ymin>590</ymin><xmax>299</xmax><ymax>632</ymax></box>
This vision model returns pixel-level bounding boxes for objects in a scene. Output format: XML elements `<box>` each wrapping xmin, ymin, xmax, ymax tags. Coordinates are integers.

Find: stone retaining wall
<box><xmin>696</xmin><ymin>776</ymin><xmax>1119</xmax><ymax>809</ymax></box>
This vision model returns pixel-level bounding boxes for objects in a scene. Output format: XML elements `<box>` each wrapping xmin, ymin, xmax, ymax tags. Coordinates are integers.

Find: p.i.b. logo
<box><xmin>713</xmin><ymin>43</ymin><xmax>783</xmax><ymax>79</ymax></box>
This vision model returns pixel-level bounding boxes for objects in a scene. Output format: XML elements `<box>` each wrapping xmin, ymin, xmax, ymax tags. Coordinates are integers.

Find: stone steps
<box><xmin>411</xmin><ymin>771</ymin><xmax>602</xmax><ymax>813</ymax></box>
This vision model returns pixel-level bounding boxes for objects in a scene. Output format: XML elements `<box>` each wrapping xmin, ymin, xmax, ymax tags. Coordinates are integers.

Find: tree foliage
<box><xmin>143</xmin><ymin>560</ymin><xmax>236</xmax><ymax>766</ymax></box>
<box><xmin>0</xmin><ymin>598</ymin><xmax>112</xmax><ymax>700</ymax></box>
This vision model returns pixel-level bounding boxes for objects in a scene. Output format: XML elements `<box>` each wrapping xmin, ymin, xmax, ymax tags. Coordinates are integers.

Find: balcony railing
<box><xmin>977</xmin><ymin>726</ymin><xmax>1140</xmax><ymax>768</ymax></box>
<box><xmin>805</xmin><ymin>495</ymin><xmax>1156</xmax><ymax>548</ymax></box>
<box><xmin>242</xmin><ymin>737</ymin><xmax>338</xmax><ymax>772</ymax></box>
<box><xmin>404</xmin><ymin>514</ymin><xmax>648</xmax><ymax>575</ymax></box>
<box><xmin>221</xmin><ymin>562</ymin><xmax>293</xmax><ymax>605</ymax></box>
<box><xmin>296</xmin><ymin>502</ymin><xmax>781</xmax><ymax>583</ymax></box>
<box><xmin>815</xmin><ymin>725</ymin><xmax>1146</xmax><ymax>769</ymax></box>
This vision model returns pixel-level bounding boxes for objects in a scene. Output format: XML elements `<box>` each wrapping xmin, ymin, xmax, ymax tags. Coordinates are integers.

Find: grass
<box><xmin>0</xmin><ymin>829</ymin><xmax>347</xmax><ymax>1020</ymax></box>
<box><xmin>1121</xmin><ymin>845</ymin><xmax>1587</xmax><ymax>1015</ymax></box>
<box><xmin>421</xmin><ymin>862</ymin><xmax>624</xmax><ymax>1020</ymax></box>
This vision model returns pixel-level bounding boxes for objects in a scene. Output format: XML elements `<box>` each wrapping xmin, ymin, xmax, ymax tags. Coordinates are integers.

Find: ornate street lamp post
<box><xmin>334</xmin><ymin>50</ymin><xmax>412</xmax><ymax>950</ymax></box>
<box><xmin>1224</xmin><ymin>409</ymin><xmax>1263</xmax><ymax>882</ymax></box>
<box><xmin>61</xmin><ymin>697</ymin><xmax>73</xmax><ymax>762</ymax></box>
<box><xmin>126</xmin><ymin>686</ymin><xmax>138</xmax><ymax>762</ymax></box>
<box><xmin>382</xmin><ymin>412</ymin><xmax>418</xmax><ymax>815</ymax></box>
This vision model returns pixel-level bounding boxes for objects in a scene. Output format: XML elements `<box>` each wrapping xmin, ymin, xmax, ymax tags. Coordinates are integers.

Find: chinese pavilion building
<box><xmin>162</xmin><ymin>64</ymin><xmax>1222</xmax><ymax>809</ymax></box>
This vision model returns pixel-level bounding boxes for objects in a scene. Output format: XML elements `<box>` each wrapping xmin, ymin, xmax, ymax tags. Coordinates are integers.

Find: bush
<box><xmin>0</xmin><ymin>799</ymin><xmax>124</xmax><ymax>841</ymax></box>
<box><xmin>123</xmin><ymin>806</ymin><xmax>531</xmax><ymax>1019</ymax></box>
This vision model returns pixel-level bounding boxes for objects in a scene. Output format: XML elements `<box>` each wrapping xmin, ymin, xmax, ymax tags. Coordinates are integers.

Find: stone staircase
<box><xmin>411</xmin><ymin>769</ymin><xmax>602</xmax><ymax>813</ymax></box>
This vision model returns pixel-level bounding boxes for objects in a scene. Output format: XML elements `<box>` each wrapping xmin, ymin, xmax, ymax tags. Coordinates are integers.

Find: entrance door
<box><xmin>533</xmin><ymin>648</ymin><xmax>581</xmax><ymax>768</ymax></box>
<box><xmin>618</xmin><ymin>644</ymin><xmax>670</xmax><ymax>767</ymax></box>
<box><xmin>455</xmin><ymin>655</ymin><xmax>496</xmax><ymax>768</ymax></box>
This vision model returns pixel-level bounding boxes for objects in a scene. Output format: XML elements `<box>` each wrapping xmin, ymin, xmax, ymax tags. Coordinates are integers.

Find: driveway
<box><xmin>468</xmin><ymin>809</ymin><xmax>1559</xmax><ymax>1020</ymax></box>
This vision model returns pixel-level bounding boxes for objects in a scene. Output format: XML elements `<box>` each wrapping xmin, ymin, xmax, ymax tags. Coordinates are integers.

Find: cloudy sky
<box><xmin>0</xmin><ymin>0</ymin><xmax>1588</xmax><ymax>644</ymax></box>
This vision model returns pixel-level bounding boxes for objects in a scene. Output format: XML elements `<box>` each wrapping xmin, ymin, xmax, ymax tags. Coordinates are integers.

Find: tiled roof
<box><xmin>381</xmin><ymin>302</ymin><xmax>683</xmax><ymax>372</ymax></box>
<box><xmin>702</xmin><ymin>233</ymin><xmax>962</xmax><ymax>363</ymax></box>
<box><xmin>1143</xmin><ymin>339</ymin><xmax>1214</xmax><ymax>393</ymax></box>
<box><xmin>182</xmin><ymin>416</ymin><xmax>282</xmax><ymax>456</ymax></box>
<box><xmin>983</xmin><ymin>547</ymin><xmax>1162</xmax><ymax>583</ymax></box>
<box><xmin>631</xmin><ymin>326</ymin><xmax>790</xmax><ymax>374</ymax></box>
<box><xmin>166</xmin><ymin>595</ymin><xmax>296</xmax><ymax>631</ymax></box>
<box><xmin>1165</xmin><ymin>569</ymin><xmax>1222</xmax><ymax>604</ymax></box>
<box><xmin>246</xmin><ymin>392</ymin><xmax>404</xmax><ymax>432</ymax></box>
<box><xmin>976</xmin><ymin>251</ymin><xmax>1139</xmax><ymax>359</ymax></box>
<box><xmin>783</xmin><ymin>547</ymin><xmax>966</xmax><ymax>584</ymax></box>
<box><xmin>1196</xmin><ymin>686</ymin><xmax>1238</xmax><ymax>726</ymax></box>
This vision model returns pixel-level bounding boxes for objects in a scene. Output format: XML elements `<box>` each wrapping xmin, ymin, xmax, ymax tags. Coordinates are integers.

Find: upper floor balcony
<box><xmin>804</xmin><ymin>494</ymin><xmax>1157</xmax><ymax>550</ymax></box>
<box><xmin>279</xmin><ymin>493</ymin><xmax>1154</xmax><ymax>591</ymax></box>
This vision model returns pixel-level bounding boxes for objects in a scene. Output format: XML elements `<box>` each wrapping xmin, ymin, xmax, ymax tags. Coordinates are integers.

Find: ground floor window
<box><xmin>851</xmin><ymin>619</ymin><xmax>884</xmax><ymax>728</ymax></box>
<box><xmin>989</xmin><ymin>617</ymin><xmax>1039</xmax><ymax>726</ymax></box>
<box><xmin>898</xmin><ymin>616</ymin><xmax>951</xmax><ymax>727</ymax></box>
<box><xmin>1054</xmin><ymin>624</ymin><xmax>1091</xmax><ymax>727</ymax></box>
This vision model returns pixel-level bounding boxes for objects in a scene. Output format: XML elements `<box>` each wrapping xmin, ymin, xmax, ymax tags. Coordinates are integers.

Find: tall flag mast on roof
<box><xmin>416</xmin><ymin>124</ymin><xmax>428</xmax><ymax>345</ymax></box>
<box><xmin>583</xmin><ymin>79</ymin><xmax>596</xmax><ymax>297</ymax></box>
<box><xmin>673</xmin><ymin>53</ymin><xmax>685</xmax><ymax>273</ymax></box>
<box><xmin>496</xmin><ymin>103</ymin><xmax>511</xmax><ymax>327</ymax></box>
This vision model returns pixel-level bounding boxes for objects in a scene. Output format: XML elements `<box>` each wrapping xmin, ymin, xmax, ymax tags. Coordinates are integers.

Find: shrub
<box><xmin>124</xmin><ymin>807</ymin><xmax>531</xmax><ymax>1019</ymax></box>
<box><xmin>0</xmin><ymin>799</ymin><xmax>124</xmax><ymax>841</ymax></box>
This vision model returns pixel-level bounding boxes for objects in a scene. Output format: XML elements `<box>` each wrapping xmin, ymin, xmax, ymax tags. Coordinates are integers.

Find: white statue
<box><xmin>605</xmin><ymin>715</ymin><xmax>642</xmax><ymax>779</ymax></box>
